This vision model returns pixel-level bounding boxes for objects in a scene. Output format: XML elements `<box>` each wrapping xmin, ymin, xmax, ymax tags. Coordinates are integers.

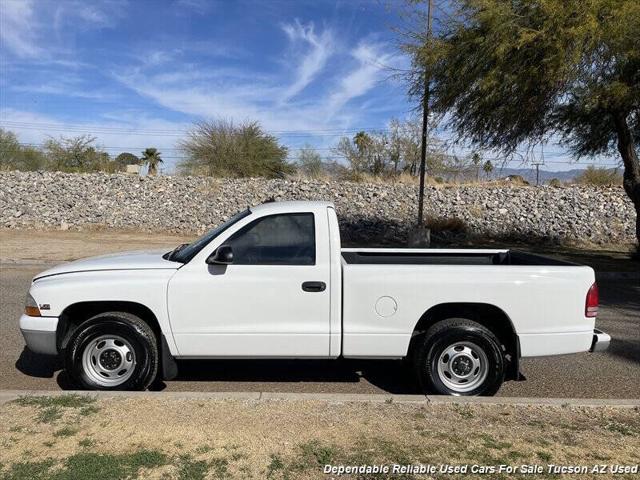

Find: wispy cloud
<box><xmin>0</xmin><ymin>0</ymin><xmax>41</xmax><ymax>58</ymax></box>
<box><xmin>280</xmin><ymin>21</ymin><xmax>334</xmax><ymax>102</ymax></box>
<box><xmin>3</xmin><ymin>1</ymin><xmax>407</xmax><ymax>162</ymax></box>
<box><xmin>175</xmin><ymin>0</ymin><xmax>212</xmax><ymax>15</ymax></box>
<box><xmin>1</xmin><ymin>0</ymin><xmax>123</xmax><ymax>60</ymax></box>
<box><xmin>10</xmin><ymin>83</ymin><xmax>120</xmax><ymax>101</ymax></box>
<box><xmin>111</xmin><ymin>34</ymin><xmax>399</xmax><ymax>136</ymax></box>
<box><xmin>325</xmin><ymin>42</ymin><xmax>397</xmax><ymax>116</ymax></box>
<box><xmin>53</xmin><ymin>1</ymin><xmax>117</xmax><ymax>30</ymax></box>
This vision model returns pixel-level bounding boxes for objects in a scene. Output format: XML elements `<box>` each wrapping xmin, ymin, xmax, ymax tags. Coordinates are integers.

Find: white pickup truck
<box><xmin>20</xmin><ymin>201</ymin><xmax>610</xmax><ymax>395</ymax></box>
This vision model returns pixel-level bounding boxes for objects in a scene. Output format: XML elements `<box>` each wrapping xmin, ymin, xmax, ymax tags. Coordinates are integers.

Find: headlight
<box><xmin>25</xmin><ymin>293</ymin><xmax>41</xmax><ymax>317</ymax></box>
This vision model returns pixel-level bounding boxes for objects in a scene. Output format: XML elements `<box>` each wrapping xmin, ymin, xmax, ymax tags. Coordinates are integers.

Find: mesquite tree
<box><xmin>404</xmin><ymin>0</ymin><xmax>640</xmax><ymax>247</ymax></box>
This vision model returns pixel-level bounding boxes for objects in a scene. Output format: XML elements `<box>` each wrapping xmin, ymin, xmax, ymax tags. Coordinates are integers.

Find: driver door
<box><xmin>167</xmin><ymin>212</ymin><xmax>331</xmax><ymax>357</ymax></box>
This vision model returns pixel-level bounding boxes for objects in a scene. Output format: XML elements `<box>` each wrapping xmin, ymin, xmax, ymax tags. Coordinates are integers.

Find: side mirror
<box><xmin>206</xmin><ymin>245</ymin><xmax>233</xmax><ymax>265</ymax></box>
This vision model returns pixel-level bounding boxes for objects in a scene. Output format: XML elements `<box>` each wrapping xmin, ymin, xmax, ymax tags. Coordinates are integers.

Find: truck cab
<box><xmin>166</xmin><ymin>201</ymin><xmax>342</xmax><ymax>357</ymax></box>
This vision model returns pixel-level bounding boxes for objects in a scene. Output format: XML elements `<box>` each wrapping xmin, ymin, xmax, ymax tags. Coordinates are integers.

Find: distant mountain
<box><xmin>493</xmin><ymin>167</ymin><xmax>616</xmax><ymax>184</ymax></box>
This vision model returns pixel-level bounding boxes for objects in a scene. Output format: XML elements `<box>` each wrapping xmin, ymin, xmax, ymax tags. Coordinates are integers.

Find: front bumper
<box><xmin>589</xmin><ymin>328</ymin><xmax>611</xmax><ymax>353</ymax></box>
<box><xmin>19</xmin><ymin>314</ymin><xmax>59</xmax><ymax>355</ymax></box>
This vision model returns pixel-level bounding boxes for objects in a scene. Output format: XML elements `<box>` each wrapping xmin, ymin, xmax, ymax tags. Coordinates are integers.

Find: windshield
<box><xmin>170</xmin><ymin>209</ymin><xmax>251</xmax><ymax>263</ymax></box>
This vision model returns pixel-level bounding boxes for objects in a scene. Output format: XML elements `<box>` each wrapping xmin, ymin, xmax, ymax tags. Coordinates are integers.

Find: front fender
<box><xmin>28</xmin><ymin>269</ymin><xmax>179</xmax><ymax>355</ymax></box>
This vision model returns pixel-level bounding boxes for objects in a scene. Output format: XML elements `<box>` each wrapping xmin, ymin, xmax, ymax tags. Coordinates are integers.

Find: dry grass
<box><xmin>0</xmin><ymin>396</ymin><xmax>638</xmax><ymax>479</ymax></box>
<box><xmin>425</xmin><ymin>215</ymin><xmax>468</xmax><ymax>234</ymax></box>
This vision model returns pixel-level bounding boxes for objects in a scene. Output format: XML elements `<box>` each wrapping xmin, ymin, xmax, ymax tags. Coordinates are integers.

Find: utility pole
<box><xmin>417</xmin><ymin>0</ymin><xmax>433</xmax><ymax>226</ymax></box>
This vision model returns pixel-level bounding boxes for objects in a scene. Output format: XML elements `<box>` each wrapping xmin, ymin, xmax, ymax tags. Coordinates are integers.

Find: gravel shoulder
<box><xmin>1</xmin><ymin>394</ymin><xmax>638</xmax><ymax>479</ymax></box>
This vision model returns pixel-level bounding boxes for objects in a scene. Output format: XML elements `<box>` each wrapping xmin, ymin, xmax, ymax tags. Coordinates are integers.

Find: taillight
<box><xmin>585</xmin><ymin>283</ymin><xmax>599</xmax><ymax>318</ymax></box>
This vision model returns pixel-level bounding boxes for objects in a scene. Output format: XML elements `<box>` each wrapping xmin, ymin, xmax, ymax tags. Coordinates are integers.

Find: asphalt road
<box><xmin>1</xmin><ymin>264</ymin><xmax>638</xmax><ymax>398</ymax></box>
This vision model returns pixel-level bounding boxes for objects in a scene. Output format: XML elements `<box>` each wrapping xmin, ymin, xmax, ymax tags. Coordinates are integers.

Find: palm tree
<box><xmin>471</xmin><ymin>152</ymin><xmax>482</xmax><ymax>182</ymax></box>
<box><xmin>353</xmin><ymin>131</ymin><xmax>371</xmax><ymax>154</ymax></box>
<box><xmin>482</xmin><ymin>159</ymin><xmax>494</xmax><ymax>180</ymax></box>
<box><xmin>141</xmin><ymin>148</ymin><xmax>163</xmax><ymax>175</ymax></box>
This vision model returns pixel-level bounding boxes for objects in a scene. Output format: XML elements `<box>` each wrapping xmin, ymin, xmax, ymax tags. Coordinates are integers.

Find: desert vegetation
<box><xmin>0</xmin><ymin>129</ymin><xmax>154</xmax><ymax>175</ymax></box>
<box><xmin>404</xmin><ymin>0</ymin><xmax>640</xmax><ymax>245</ymax></box>
<box><xmin>0</xmin><ymin>123</ymin><xmax>532</xmax><ymax>186</ymax></box>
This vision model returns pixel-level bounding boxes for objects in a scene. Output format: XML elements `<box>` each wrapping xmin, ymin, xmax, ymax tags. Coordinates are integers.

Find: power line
<box><xmin>14</xmin><ymin>142</ymin><xmax>339</xmax><ymax>152</ymax></box>
<box><xmin>0</xmin><ymin>121</ymin><xmax>397</xmax><ymax>137</ymax></box>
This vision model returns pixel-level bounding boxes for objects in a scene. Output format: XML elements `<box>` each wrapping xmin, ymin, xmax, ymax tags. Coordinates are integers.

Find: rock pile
<box><xmin>0</xmin><ymin>171</ymin><xmax>635</xmax><ymax>245</ymax></box>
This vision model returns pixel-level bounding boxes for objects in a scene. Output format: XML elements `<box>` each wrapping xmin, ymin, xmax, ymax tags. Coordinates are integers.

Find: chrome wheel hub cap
<box><xmin>82</xmin><ymin>335</ymin><xmax>135</xmax><ymax>387</ymax></box>
<box><xmin>436</xmin><ymin>341</ymin><xmax>488</xmax><ymax>394</ymax></box>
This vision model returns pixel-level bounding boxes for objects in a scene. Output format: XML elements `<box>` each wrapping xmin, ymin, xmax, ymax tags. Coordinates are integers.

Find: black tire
<box><xmin>412</xmin><ymin>318</ymin><xmax>504</xmax><ymax>396</ymax></box>
<box><xmin>65</xmin><ymin>312</ymin><xmax>158</xmax><ymax>391</ymax></box>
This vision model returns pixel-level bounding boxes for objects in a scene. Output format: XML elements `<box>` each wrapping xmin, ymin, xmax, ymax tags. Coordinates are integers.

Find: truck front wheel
<box><xmin>413</xmin><ymin>318</ymin><xmax>504</xmax><ymax>396</ymax></box>
<box><xmin>65</xmin><ymin>312</ymin><xmax>158</xmax><ymax>391</ymax></box>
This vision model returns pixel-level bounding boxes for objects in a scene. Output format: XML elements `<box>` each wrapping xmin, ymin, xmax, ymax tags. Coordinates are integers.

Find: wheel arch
<box><xmin>409</xmin><ymin>302</ymin><xmax>521</xmax><ymax>381</ymax></box>
<box><xmin>57</xmin><ymin>301</ymin><xmax>161</xmax><ymax>352</ymax></box>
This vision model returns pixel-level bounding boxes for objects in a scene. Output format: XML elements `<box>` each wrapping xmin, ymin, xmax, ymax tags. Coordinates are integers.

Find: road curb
<box><xmin>426</xmin><ymin>395</ymin><xmax>640</xmax><ymax>407</ymax></box>
<box><xmin>0</xmin><ymin>390</ymin><xmax>638</xmax><ymax>408</ymax></box>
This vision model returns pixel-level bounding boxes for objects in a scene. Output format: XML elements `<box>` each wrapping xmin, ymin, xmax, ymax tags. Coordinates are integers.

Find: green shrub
<box><xmin>575</xmin><ymin>166</ymin><xmax>622</xmax><ymax>186</ymax></box>
<box><xmin>548</xmin><ymin>178</ymin><xmax>562</xmax><ymax>187</ymax></box>
<box><xmin>178</xmin><ymin>119</ymin><xmax>292</xmax><ymax>178</ymax></box>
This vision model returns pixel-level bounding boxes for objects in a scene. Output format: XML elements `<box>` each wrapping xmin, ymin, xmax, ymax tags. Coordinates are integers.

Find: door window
<box><xmin>225</xmin><ymin>213</ymin><xmax>315</xmax><ymax>265</ymax></box>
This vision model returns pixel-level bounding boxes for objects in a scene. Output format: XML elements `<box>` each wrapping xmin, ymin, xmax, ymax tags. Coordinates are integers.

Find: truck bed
<box><xmin>341</xmin><ymin>249</ymin><xmax>576</xmax><ymax>266</ymax></box>
<box><xmin>340</xmin><ymin>247</ymin><xmax>594</xmax><ymax>359</ymax></box>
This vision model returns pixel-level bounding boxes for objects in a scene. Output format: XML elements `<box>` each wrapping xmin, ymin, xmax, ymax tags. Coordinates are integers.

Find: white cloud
<box><xmin>175</xmin><ymin>0</ymin><xmax>212</xmax><ymax>15</ymax></box>
<box><xmin>2</xmin><ymin>5</ymin><xmax>404</xmax><ymax>161</ymax></box>
<box><xmin>0</xmin><ymin>0</ymin><xmax>123</xmax><ymax>60</ymax></box>
<box><xmin>113</xmin><ymin>71</ymin><xmax>322</xmax><ymax>132</ymax></box>
<box><xmin>280</xmin><ymin>21</ymin><xmax>334</xmax><ymax>102</ymax></box>
<box><xmin>325</xmin><ymin>42</ymin><xmax>396</xmax><ymax>117</ymax></box>
<box><xmin>52</xmin><ymin>0</ymin><xmax>124</xmax><ymax>30</ymax></box>
<box><xmin>0</xmin><ymin>0</ymin><xmax>41</xmax><ymax>58</ymax></box>
<box><xmin>10</xmin><ymin>80</ymin><xmax>120</xmax><ymax>101</ymax></box>
<box><xmin>109</xmin><ymin>35</ymin><xmax>401</xmax><ymax>138</ymax></box>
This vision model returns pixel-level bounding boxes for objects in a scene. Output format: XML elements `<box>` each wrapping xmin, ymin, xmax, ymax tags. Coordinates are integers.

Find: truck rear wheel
<box><xmin>413</xmin><ymin>318</ymin><xmax>504</xmax><ymax>396</ymax></box>
<box><xmin>65</xmin><ymin>312</ymin><xmax>158</xmax><ymax>391</ymax></box>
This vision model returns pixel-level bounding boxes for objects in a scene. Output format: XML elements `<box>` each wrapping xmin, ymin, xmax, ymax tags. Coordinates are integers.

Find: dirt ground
<box><xmin>0</xmin><ymin>395</ymin><xmax>638</xmax><ymax>479</ymax></box>
<box><xmin>0</xmin><ymin>229</ymin><xmax>192</xmax><ymax>263</ymax></box>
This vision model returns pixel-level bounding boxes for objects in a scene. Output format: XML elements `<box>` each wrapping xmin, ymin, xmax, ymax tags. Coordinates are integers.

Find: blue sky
<box><xmin>0</xmin><ymin>0</ymin><xmax>619</xmax><ymax>172</ymax></box>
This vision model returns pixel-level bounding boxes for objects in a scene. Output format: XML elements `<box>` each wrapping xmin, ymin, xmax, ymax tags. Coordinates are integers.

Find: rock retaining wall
<box><xmin>0</xmin><ymin>171</ymin><xmax>635</xmax><ymax>246</ymax></box>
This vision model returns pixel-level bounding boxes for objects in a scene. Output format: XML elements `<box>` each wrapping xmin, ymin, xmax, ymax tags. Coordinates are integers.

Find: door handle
<box><xmin>302</xmin><ymin>281</ymin><xmax>326</xmax><ymax>292</ymax></box>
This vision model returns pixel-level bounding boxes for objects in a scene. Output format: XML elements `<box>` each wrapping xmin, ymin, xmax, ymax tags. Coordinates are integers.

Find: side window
<box><xmin>225</xmin><ymin>213</ymin><xmax>315</xmax><ymax>265</ymax></box>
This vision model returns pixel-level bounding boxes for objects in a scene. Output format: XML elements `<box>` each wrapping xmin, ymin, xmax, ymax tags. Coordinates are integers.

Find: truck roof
<box><xmin>250</xmin><ymin>200</ymin><xmax>335</xmax><ymax>214</ymax></box>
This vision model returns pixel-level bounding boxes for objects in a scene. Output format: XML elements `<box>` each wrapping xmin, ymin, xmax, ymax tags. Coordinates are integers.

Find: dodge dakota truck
<box><xmin>20</xmin><ymin>201</ymin><xmax>610</xmax><ymax>395</ymax></box>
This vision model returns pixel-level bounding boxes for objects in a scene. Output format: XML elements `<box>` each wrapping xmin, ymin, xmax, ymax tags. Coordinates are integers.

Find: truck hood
<box><xmin>34</xmin><ymin>249</ymin><xmax>180</xmax><ymax>280</ymax></box>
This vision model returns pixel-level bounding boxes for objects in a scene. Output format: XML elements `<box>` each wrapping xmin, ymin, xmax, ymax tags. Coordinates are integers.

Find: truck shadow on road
<box><xmin>15</xmin><ymin>349</ymin><xmax>421</xmax><ymax>393</ymax></box>
<box><xmin>15</xmin><ymin>348</ymin><xmax>62</xmax><ymax>378</ymax></box>
<box><xmin>151</xmin><ymin>358</ymin><xmax>422</xmax><ymax>394</ymax></box>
